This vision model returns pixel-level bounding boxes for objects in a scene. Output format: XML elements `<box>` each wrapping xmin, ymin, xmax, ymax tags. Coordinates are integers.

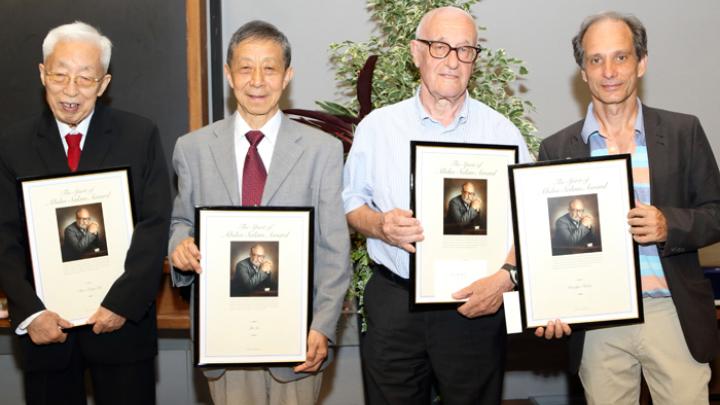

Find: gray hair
<box><xmin>572</xmin><ymin>11</ymin><xmax>647</xmax><ymax>68</ymax></box>
<box><xmin>227</xmin><ymin>20</ymin><xmax>291</xmax><ymax>68</ymax></box>
<box><xmin>43</xmin><ymin>21</ymin><xmax>113</xmax><ymax>72</ymax></box>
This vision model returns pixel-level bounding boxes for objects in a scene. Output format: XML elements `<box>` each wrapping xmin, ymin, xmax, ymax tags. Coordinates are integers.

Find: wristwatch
<box><xmin>501</xmin><ymin>263</ymin><xmax>518</xmax><ymax>287</ymax></box>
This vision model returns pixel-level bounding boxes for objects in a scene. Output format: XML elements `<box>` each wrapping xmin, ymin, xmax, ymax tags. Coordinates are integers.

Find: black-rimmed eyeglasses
<box><xmin>415</xmin><ymin>39</ymin><xmax>482</xmax><ymax>63</ymax></box>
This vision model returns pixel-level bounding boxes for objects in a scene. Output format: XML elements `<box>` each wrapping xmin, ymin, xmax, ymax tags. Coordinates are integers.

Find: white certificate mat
<box><xmin>411</xmin><ymin>142</ymin><xmax>517</xmax><ymax>307</ymax></box>
<box><xmin>195</xmin><ymin>207</ymin><xmax>312</xmax><ymax>366</ymax></box>
<box><xmin>20</xmin><ymin>168</ymin><xmax>134</xmax><ymax>326</ymax></box>
<box><xmin>510</xmin><ymin>155</ymin><xmax>642</xmax><ymax>329</ymax></box>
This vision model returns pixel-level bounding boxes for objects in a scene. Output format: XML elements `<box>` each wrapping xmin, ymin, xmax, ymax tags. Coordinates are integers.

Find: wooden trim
<box><xmin>0</xmin><ymin>259</ymin><xmax>190</xmax><ymax>330</ymax></box>
<box><xmin>186</xmin><ymin>0</ymin><xmax>209</xmax><ymax>131</ymax></box>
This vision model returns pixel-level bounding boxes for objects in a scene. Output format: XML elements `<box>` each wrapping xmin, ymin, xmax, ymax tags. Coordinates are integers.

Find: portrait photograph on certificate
<box><xmin>410</xmin><ymin>141</ymin><xmax>518</xmax><ymax>308</ymax></box>
<box><xmin>19</xmin><ymin>168</ymin><xmax>135</xmax><ymax>326</ymax></box>
<box><xmin>509</xmin><ymin>155</ymin><xmax>642</xmax><ymax>329</ymax></box>
<box><xmin>195</xmin><ymin>207</ymin><xmax>313</xmax><ymax>367</ymax></box>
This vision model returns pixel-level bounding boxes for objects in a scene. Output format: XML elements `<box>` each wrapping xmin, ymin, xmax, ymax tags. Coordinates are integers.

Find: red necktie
<box><xmin>242</xmin><ymin>130</ymin><xmax>267</xmax><ymax>206</ymax></box>
<box><xmin>65</xmin><ymin>133</ymin><xmax>82</xmax><ymax>172</ymax></box>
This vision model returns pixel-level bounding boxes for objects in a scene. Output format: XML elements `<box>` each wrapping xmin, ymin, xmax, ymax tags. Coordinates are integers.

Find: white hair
<box><xmin>42</xmin><ymin>21</ymin><xmax>112</xmax><ymax>72</ymax></box>
<box><xmin>415</xmin><ymin>6</ymin><xmax>476</xmax><ymax>39</ymax></box>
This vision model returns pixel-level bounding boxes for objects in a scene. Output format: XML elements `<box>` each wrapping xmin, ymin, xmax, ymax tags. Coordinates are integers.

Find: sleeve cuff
<box><xmin>15</xmin><ymin>310</ymin><xmax>45</xmax><ymax>335</ymax></box>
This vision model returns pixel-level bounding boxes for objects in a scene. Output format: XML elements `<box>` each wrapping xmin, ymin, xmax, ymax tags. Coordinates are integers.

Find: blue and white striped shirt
<box><xmin>581</xmin><ymin>100</ymin><xmax>670</xmax><ymax>297</ymax></box>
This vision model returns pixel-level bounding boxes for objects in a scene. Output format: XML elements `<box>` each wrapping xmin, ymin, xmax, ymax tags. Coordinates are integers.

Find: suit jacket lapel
<box><xmin>209</xmin><ymin>116</ymin><xmax>241</xmax><ymax>205</ymax></box>
<box><xmin>642</xmin><ymin>105</ymin><xmax>665</xmax><ymax>203</ymax></box>
<box><xmin>569</xmin><ymin>126</ymin><xmax>590</xmax><ymax>158</ymax></box>
<box><xmin>32</xmin><ymin>109</ymin><xmax>72</xmax><ymax>174</ymax></box>
<box><xmin>262</xmin><ymin>116</ymin><xmax>303</xmax><ymax>204</ymax></box>
<box><xmin>78</xmin><ymin>104</ymin><xmax>113</xmax><ymax>171</ymax></box>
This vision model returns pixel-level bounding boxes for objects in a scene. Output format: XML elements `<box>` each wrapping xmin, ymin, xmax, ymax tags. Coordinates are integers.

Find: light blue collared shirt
<box><xmin>342</xmin><ymin>90</ymin><xmax>532</xmax><ymax>278</ymax></box>
<box><xmin>580</xmin><ymin>100</ymin><xmax>669</xmax><ymax>297</ymax></box>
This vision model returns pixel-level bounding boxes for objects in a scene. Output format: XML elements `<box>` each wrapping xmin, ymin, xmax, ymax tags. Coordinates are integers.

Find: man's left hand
<box><xmin>628</xmin><ymin>202</ymin><xmax>667</xmax><ymax>243</ymax></box>
<box><xmin>293</xmin><ymin>329</ymin><xmax>328</xmax><ymax>373</ymax></box>
<box><xmin>87</xmin><ymin>306</ymin><xmax>126</xmax><ymax>334</ymax></box>
<box><xmin>452</xmin><ymin>270</ymin><xmax>514</xmax><ymax>318</ymax></box>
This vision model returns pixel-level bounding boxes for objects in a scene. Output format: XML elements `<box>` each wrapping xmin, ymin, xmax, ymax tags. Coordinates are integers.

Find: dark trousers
<box><xmin>361</xmin><ymin>266</ymin><xmax>506</xmax><ymax>405</ymax></box>
<box><xmin>23</xmin><ymin>340</ymin><xmax>156</xmax><ymax>405</ymax></box>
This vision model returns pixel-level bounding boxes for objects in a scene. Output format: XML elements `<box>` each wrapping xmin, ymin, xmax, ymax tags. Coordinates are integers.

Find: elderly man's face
<box><xmin>411</xmin><ymin>11</ymin><xmax>477</xmax><ymax>102</ymax></box>
<box><xmin>224</xmin><ymin>38</ymin><xmax>294</xmax><ymax>129</ymax></box>
<box><xmin>569</xmin><ymin>201</ymin><xmax>585</xmax><ymax>221</ymax></box>
<box><xmin>250</xmin><ymin>246</ymin><xmax>266</xmax><ymax>267</ymax></box>
<box><xmin>461</xmin><ymin>184</ymin><xmax>475</xmax><ymax>204</ymax></box>
<box><xmin>580</xmin><ymin>19</ymin><xmax>647</xmax><ymax>108</ymax></box>
<box><xmin>39</xmin><ymin>40</ymin><xmax>111</xmax><ymax>127</ymax></box>
<box><xmin>75</xmin><ymin>209</ymin><xmax>92</xmax><ymax>230</ymax></box>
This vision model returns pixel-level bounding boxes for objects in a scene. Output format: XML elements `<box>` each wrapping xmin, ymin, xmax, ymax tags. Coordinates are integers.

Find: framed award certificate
<box><xmin>509</xmin><ymin>155</ymin><xmax>642</xmax><ymax>329</ymax></box>
<box><xmin>19</xmin><ymin>168</ymin><xmax>135</xmax><ymax>326</ymax></box>
<box><xmin>194</xmin><ymin>206</ymin><xmax>313</xmax><ymax>366</ymax></box>
<box><xmin>410</xmin><ymin>141</ymin><xmax>518</xmax><ymax>309</ymax></box>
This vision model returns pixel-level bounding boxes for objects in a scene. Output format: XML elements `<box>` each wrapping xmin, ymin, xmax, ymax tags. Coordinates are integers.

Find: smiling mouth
<box><xmin>60</xmin><ymin>102</ymin><xmax>80</xmax><ymax>112</ymax></box>
<box><xmin>602</xmin><ymin>82</ymin><xmax>623</xmax><ymax>90</ymax></box>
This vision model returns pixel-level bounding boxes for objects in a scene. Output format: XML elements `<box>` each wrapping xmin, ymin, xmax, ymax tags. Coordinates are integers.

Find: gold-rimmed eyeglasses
<box><xmin>415</xmin><ymin>39</ymin><xmax>482</xmax><ymax>63</ymax></box>
<box><xmin>44</xmin><ymin>71</ymin><xmax>105</xmax><ymax>88</ymax></box>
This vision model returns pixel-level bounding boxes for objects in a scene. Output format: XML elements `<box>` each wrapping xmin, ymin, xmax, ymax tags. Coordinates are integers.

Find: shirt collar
<box><xmin>413</xmin><ymin>87</ymin><xmax>470</xmax><ymax>128</ymax></box>
<box><xmin>56</xmin><ymin>110</ymin><xmax>94</xmax><ymax>138</ymax></box>
<box><xmin>233</xmin><ymin>110</ymin><xmax>281</xmax><ymax>146</ymax></box>
<box><xmin>580</xmin><ymin>98</ymin><xmax>645</xmax><ymax>143</ymax></box>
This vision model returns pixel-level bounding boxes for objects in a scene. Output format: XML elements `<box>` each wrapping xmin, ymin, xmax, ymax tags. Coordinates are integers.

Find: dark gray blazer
<box><xmin>539</xmin><ymin>105</ymin><xmax>720</xmax><ymax>373</ymax></box>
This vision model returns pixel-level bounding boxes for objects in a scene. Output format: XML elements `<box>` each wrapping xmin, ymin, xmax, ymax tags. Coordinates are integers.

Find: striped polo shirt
<box><xmin>580</xmin><ymin>101</ymin><xmax>670</xmax><ymax>297</ymax></box>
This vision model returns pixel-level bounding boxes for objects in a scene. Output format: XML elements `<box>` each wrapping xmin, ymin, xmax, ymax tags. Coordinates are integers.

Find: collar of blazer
<box><xmin>34</xmin><ymin>103</ymin><xmax>114</xmax><ymax>174</ymax></box>
<box><xmin>208</xmin><ymin>113</ymin><xmax>306</xmax><ymax>206</ymax></box>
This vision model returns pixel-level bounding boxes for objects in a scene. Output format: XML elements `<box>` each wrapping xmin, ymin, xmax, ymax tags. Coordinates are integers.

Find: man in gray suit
<box><xmin>168</xmin><ymin>20</ymin><xmax>350</xmax><ymax>405</ymax></box>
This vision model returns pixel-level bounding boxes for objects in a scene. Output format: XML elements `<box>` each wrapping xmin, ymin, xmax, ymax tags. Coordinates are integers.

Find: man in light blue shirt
<box><xmin>342</xmin><ymin>6</ymin><xmax>530</xmax><ymax>404</ymax></box>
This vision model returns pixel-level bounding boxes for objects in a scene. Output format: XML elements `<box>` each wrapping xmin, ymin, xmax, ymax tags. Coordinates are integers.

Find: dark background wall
<box><xmin>0</xmin><ymin>0</ymin><xmax>188</xmax><ymax>173</ymax></box>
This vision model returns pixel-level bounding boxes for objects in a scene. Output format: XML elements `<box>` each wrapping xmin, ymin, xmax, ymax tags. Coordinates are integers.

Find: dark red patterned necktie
<box><xmin>242</xmin><ymin>130</ymin><xmax>267</xmax><ymax>206</ymax></box>
<box><xmin>65</xmin><ymin>133</ymin><xmax>82</xmax><ymax>172</ymax></box>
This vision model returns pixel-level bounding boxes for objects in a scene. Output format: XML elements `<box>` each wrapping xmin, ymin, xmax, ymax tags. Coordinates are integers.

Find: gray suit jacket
<box><xmin>62</xmin><ymin>222</ymin><xmax>101</xmax><ymax>261</ymax></box>
<box><xmin>168</xmin><ymin>114</ymin><xmax>351</xmax><ymax>381</ymax></box>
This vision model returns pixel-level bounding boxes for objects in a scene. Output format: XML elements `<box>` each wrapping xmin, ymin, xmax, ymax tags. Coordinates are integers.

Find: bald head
<box><xmin>75</xmin><ymin>208</ymin><xmax>91</xmax><ymax>229</ymax></box>
<box><xmin>415</xmin><ymin>6</ymin><xmax>477</xmax><ymax>43</ymax></box>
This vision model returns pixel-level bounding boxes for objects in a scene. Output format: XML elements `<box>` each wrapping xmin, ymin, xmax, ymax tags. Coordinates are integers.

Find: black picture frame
<box><xmin>193</xmin><ymin>206</ymin><xmax>314</xmax><ymax>367</ymax></box>
<box><xmin>409</xmin><ymin>141</ymin><xmax>518</xmax><ymax>310</ymax></box>
<box><xmin>509</xmin><ymin>155</ymin><xmax>643</xmax><ymax>330</ymax></box>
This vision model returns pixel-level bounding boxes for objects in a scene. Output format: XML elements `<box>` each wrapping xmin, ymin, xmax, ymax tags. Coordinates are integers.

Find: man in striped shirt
<box><xmin>536</xmin><ymin>11</ymin><xmax>720</xmax><ymax>405</ymax></box>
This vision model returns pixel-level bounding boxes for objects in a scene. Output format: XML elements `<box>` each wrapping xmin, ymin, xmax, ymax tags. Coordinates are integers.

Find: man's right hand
<box><xmin>170</xmin><ymin>237</ymin><xmax>202</xmax><ymax>273</ymax></box>
<box><xmin>580</xmin><ymin>215</ymin><xmax>594</xmax><ymax>228</ymax></box>
<box><xmin>87</xmin><ymin>222</ymin><xmax>99</xmax><ymax>234</ymax></box>
<box><xmin>379</xmin><ymin>208</ymin><xmax>424</xmax><ymax>253</ymax></box>
<box><xmin>534</xmin><ymin>320</ymin><xmax>572</xmax><ymax>340</ymax></box>
<box><xmin>27</xmin><ymin>311</ymin><xmax>73</xmax><ymax>345</ymax></box>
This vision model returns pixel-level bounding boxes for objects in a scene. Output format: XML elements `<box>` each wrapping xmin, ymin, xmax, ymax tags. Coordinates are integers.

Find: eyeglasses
<box><xmin>415</xmin><ymin>39</ymin><xmax>482</xmax><ymax>63</ymax></box>
<box><xmin>45</xmin><ymin>71</ymin><xmax>104</xmax><ymax>88</ymax></box>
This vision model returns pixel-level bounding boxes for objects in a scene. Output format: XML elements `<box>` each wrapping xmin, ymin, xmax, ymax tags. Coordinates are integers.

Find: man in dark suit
<box><xmin>61</xmin><ymin>207</ymin><xmax>103</xmax><ymax>262</ymax></box>
<box><xmin>552</xmin><ymin>198</ymin><xmax>596</xmax><ymax>255</ymax></box>
<box><xmin>230</xmin><ymin>244</ymin><xmax>271</xmax><ymax>296</ymax></box>
<box><xmin>536</xmin><ymin>12</ymin><xmax>720</xmax><ymax>404</ymax></box>
<box><xmin>0</xmin><ymin>21</ymin><xmax>170</xmax><ymax>404</ymax></box>
<box><xmin>444</xmin><ymin>181</ymin><xmax>485</xmax><ymax>234</ymax></box>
